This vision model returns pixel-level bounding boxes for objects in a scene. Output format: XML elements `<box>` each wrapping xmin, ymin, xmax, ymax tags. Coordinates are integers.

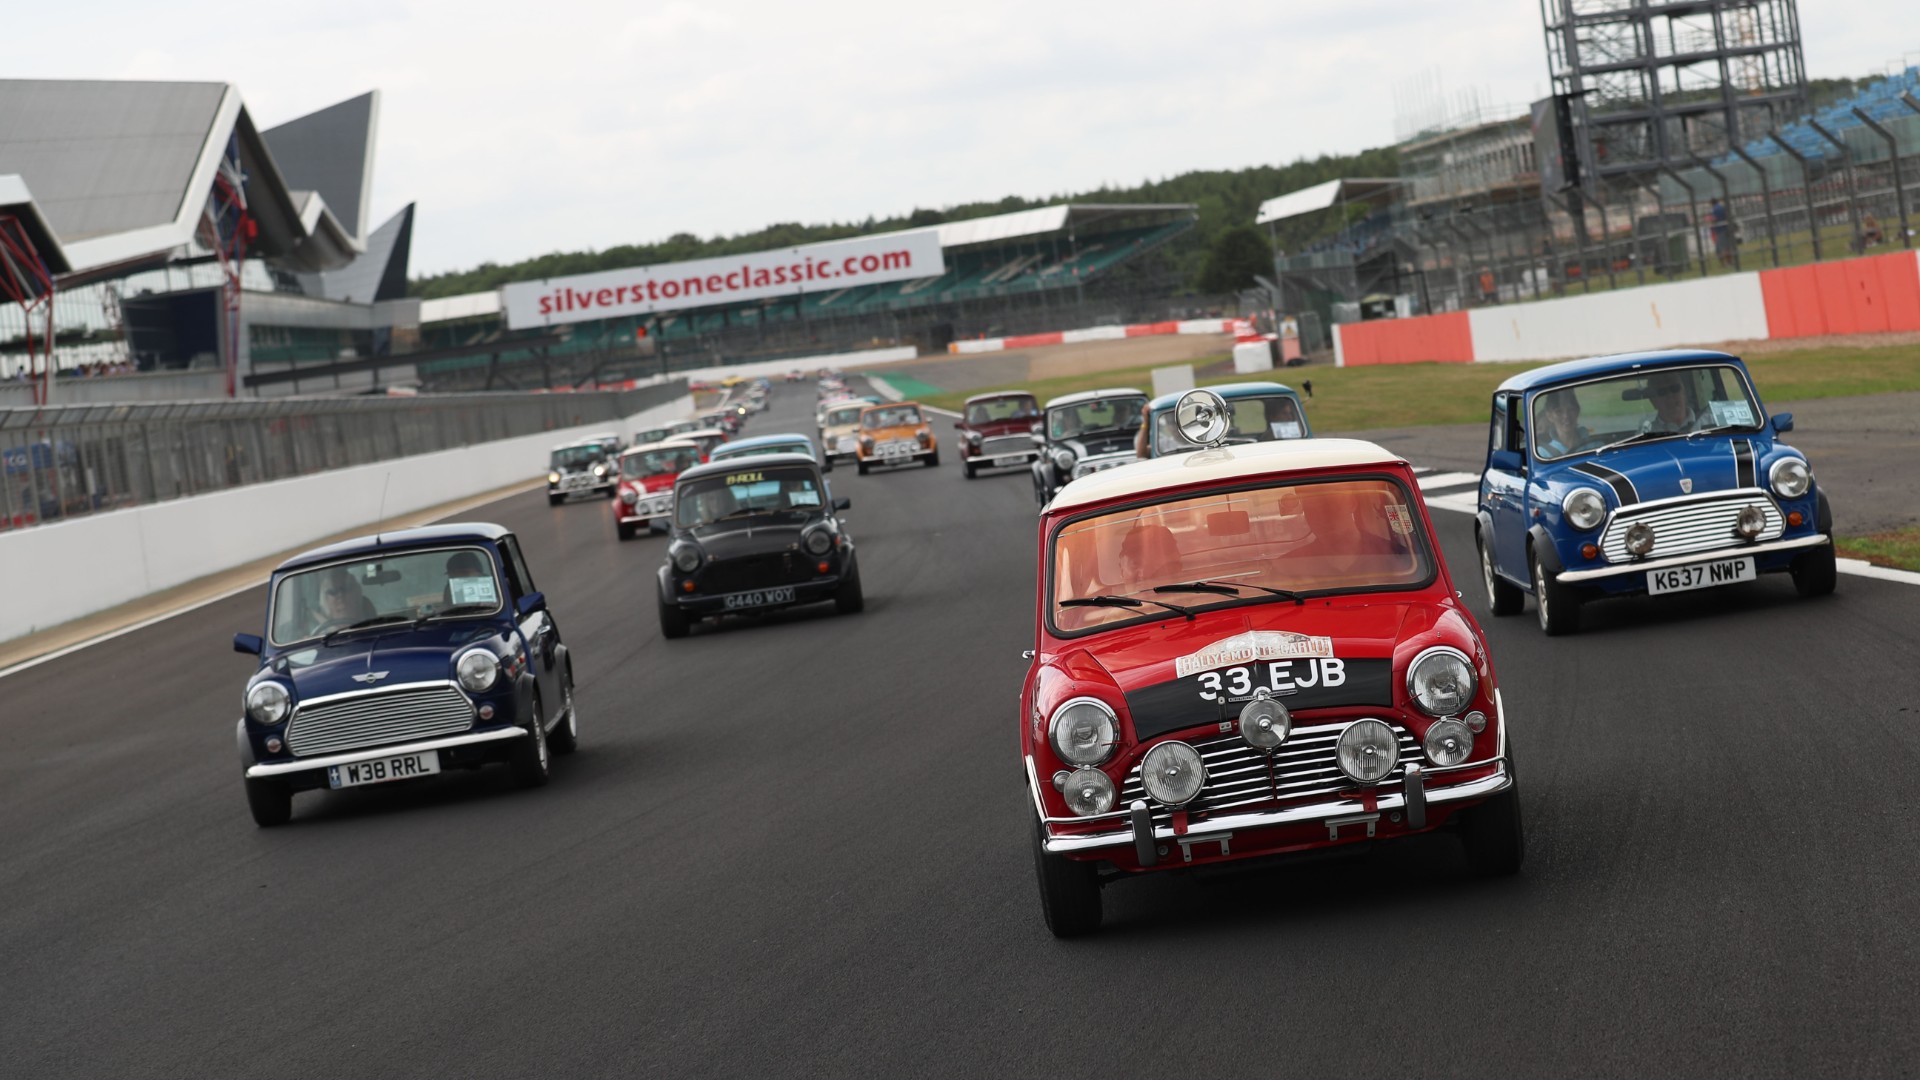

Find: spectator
<box><xmin>1862</xmin><ymin>211</ymin><xmax>1885</xmax><ymax>250</ymax></box>
<box><xmin>1711</xmin><ymin>199</ymin><xmax>1734</xmax><ymax>267</ymax></box>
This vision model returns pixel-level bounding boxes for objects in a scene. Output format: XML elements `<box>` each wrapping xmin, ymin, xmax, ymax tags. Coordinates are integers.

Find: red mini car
<box><xmin>614</xmin><ymin>440</ymin><xmax>704</xmax><ymax>540</ymax></box>
<box><xmin>953</xmin><ymin>391</ymin><xmax>1042</xmax><ymax>479</ymax></box>
<box><xmin>1022</xmin><ymin>390</ymin><xmax>1523</xmax><ymax>937</ymax></box>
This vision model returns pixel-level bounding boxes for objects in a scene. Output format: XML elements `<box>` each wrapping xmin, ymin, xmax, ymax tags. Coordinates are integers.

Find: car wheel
<box><xmin>822</xmin><ymin>457</ymin><xmax>833</xmax><ymax>473</ymax></box>
<box><xmin>549</xmin><ymin>668</ymin><xmax>579</xmax><ymax>755</ymax></box>
<box><xmin>1791</xmin><ymin>540</ymin><xmax>1838</xmax><ymax>598</ymax></box>
<box><xmin>857</xmin><ymin>460</ymin><xmax>870</xmax><ymax>475</ymax></box>
<box><xmin>617</xmin><ymin>522</ymin><xmax>637</xmax><ymax>541</ymax></box>
<box><xmin>547</xmin><ymin>493</ymin><xmax>564</xmax><ymax>507</ymax></box>
<box><xmin>924</xmin><ymin>452</ymin><xmax>939</xmax><ymax>468</ymax></box>
<box><xmin>1480</xmin><ymin>530</ymin><xmax>1524</xmax><ymax>616</ymax></box>
<box><xmin>835</xmin><ymin>563</ymin><xmax>865</xmax><ymax>615</ymax></box>
<box><xmin>1531</xmin><ymin>545</ymin><xmax>1580</xmax><ymax>636</ymax></box>
<box><xmin>1460</xmin><ymin>748</ymin><xmax>1524</xmax><ymax>877</ymax></box>
<box><xmin>963</xmin><ymin>460</ymin><xmax>977</xmax><ymax>479</ymax></box>
<box><xmin>511</xmin><ymin>692</ymin><xmax>552</xmax><ymax>788</ymax></box>
<box><xmin>1031</xmin><ymin>818</ymin><xmax>1101</xmax><ymax>938</ymax></box>
<box><xmin>244</xmin><ymin>776</ymin><xmax>292</xmax><ymax>828</ymax></box>
<box><xmin>658</xmin><ymin>595</ymin><xmax>691</xmax><ymax>639</ymax></box>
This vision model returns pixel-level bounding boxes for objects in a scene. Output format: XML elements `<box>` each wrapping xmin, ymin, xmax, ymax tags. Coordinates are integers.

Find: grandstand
<box><xmin>1722</xmin><ymin>66</ymin><xmax>1920</xmax><ymax>164</ymax></box>
<box><xmin>413</xmin><ymin>203</ymin><xmax>1199</xmax><ymax>390</ymax></box>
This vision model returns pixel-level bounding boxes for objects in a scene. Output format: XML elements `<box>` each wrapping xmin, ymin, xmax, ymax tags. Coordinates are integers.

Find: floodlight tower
<box><xmin>1541</xmin><ymin>0</ymin><xmax>1809</xmax><ymax>182</ymax></box>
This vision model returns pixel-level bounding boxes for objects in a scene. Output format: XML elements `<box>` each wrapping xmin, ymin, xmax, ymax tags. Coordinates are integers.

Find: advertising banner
<box><xmin>501</xmin><ymin>230</ymin><xmax>945</xmax><ymax>329</ymax></box>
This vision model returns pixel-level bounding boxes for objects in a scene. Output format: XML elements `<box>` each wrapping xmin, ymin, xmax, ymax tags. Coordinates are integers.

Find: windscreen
<box><xmin>826</xmin><ymin>406</ymin><xmax>865</xmax><ymax>426</ymax></box>
<box><xmin>966</xmin><ymin>396</ymin><xmax>1039</xmax><ymax>425</ymax></box>
<box><xmin>1049</xmin><ymin>397</ymin><xmax>1146</xmax><ymax>440</ymax></box>
<box><xmin>675</xmin><ymin>466</ymin><xmax>824</xmax><ymax>529</ymax></box>
<box><xmin>550</xmin><ymin>446</ymin><xmax>603</xmax><ymax>468</ymax></box>
<box><xmin>622</xmin><ymin>445</ymin><xmax>704</xmax><ymax>478</ymax></box>
<box><xmin>1531</xmin><ymin>364</ymin><xmax>1761</xmax><ymax>460</ymax></box>
<box><xmin>269</xmin><ymin>546</ymin><xmax>502</xmax><ymax>646</ymax></box>
<box><xmin>718</xmin><ymin>442</ymin><xmax>811</xmax><ymax>461</ymax></box>
<box><xmin>1050</xmin><ymin>478</ymin><xmax>1430</xmax><ymax>633</ymax></box>
<box><xmin>1153</xmin><ymin>395</ymin><xmax>1306</xmax><ymax>454</ymax></box>
<box><xmin>862</xmin><ymin>406</ymin><xmax>923</xmax><ymax>429</ymax></box>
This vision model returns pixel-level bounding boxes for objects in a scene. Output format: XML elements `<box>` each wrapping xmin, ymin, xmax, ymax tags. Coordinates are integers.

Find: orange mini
<box><xmin>855</xmin><ymin>402</ymin><xmax>939</xmax><ymax>474</ymax></box>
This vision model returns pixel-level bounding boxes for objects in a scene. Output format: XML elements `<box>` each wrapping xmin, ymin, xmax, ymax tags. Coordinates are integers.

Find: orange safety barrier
<box><xmin>1759</xmin><ymin>251</ymin><xmax>1920</xmax><ymax>338</ymax></box>
<box><xmin>1337</xmin><ymin>312</ymin><xmax>1475</xmax><ymax>366</ymax></box>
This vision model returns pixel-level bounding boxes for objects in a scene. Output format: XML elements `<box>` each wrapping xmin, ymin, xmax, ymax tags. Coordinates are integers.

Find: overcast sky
<box><xmin>14</xmin><ymin>0</ymin><xmax>1916</xmax><ymax>275</ymax></box>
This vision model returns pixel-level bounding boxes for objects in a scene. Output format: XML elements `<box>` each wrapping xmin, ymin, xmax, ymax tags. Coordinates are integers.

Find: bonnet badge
<box><xmin>351</xmin><ymin>671</ymin><xmax>391</xmax><ymax>685</ymax></box>
<box><xmin>1679</xmin><ymin>478</ymin><xmax>1693</xmax><ymax>494</ymax></box>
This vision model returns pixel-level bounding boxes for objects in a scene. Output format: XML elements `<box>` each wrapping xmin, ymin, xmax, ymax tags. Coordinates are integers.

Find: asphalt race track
<box><xmin>3</xmin><ymin>384</ymin><xmax>1917</xmax><ymax>1078</ymax></box>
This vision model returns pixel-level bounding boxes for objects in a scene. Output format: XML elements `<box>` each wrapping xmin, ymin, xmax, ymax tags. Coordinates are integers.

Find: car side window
<box><xmin>1490</xmin><ymin>396</ymin><xmax>1507</xmax><ymax>454</ymax></box>
<box><xmin>1503</xmin><ymin>394</ymin><xmax>1527</xmax><ymax>462</ymax></box>
<box><xmin>500</xmin><ymin>536</ymin><xmax>536</xmax><ymax>599</ymax></box>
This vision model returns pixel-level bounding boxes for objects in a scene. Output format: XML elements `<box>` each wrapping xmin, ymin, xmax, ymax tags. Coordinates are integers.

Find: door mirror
<box><xmin>832</xmin><ymin>496</ymin><xmax>851</xmax><ymax>511</ymax></box>
<box><xmin>233</xmin><ymin>633</ymin><xmax>263</xmax><ymax>656</ymax></box>
<box><xmin>954</xmin><ymin>421</ymin><xmax>966</xmax><ymax>430</ymax></box>
<box><xmin>516</xmin><ymin>592</ymin><xmax>546</xmax><ymax>617</ymax></box>
<box><xmin>1771</xmin><ymin>412</ymin><xmax>1794</xmax><ymax>434</ymax></box>
<box><xmin>1488</xmin><ymin>449</ymin><xmax>1525</xmax><ymax>473</ymax></box>
<box><xmin>1030</xmin><ymin>432</ymin><xmax>1046</xmax><ymax>447</ymax></box>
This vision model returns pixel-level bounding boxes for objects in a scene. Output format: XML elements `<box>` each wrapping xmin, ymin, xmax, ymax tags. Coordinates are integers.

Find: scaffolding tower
<box><xmin>1542</xmin><ymin>0</ymin><xmax>1809</xmax><ymax>180</ymax></box>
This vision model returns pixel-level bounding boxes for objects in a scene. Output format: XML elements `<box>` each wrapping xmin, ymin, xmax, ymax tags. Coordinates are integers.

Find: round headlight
<box><xmin>1423</xmin><ymin>718</ymin><xmax>1474</xmax><ymax>767</ymax></box>
<box><xmin>1625</xmin><ymin>521</ymin><xmax>1656</xmax><ymax>557</ymax></box>
<box><xmin>620</xmin><ymin>488</ymin><xmax>638</xmax><ymax>505</ymax></box>
<box><xmin>1049</xmin><ymin>699</ymin><xmax>1117</xmax><ymax>766</ymax></box>
<box><xmin>1050</xmin><ymin>447</ymin><xmax>1076</xmax><ymax>474</ymax></box>
<box><xmin>1407</xmin><ymin>646</ymin><xmax>1477</xmax><ymax>717</ymax></box>
<box><xmin>1238</xmin><ymin>690</ymin><xmax>1291</xmax><ymax>750</ymax></box>
<box><xmin>1174</xmin><ymin>389</ymin><xmax>1231</xmax><ymax>446</ymax></box>
<box><xmin>547</xmin><ymin>471</ymin><xmax>560</xmax><ymax>484</ymax></box>
<box><xmin>1140</xmin><ymin>740</ymin><xmax>1206</xmax><ymax>806</ymax></box>
<box><xmin>1735</xmin><ymin>505</ymin><xmax>1766</xmax><ymax>539</ymax></box>
<box><xmin>594</xmin><ymin>464</ymin><xmax>608</xmax><ymax>477</ymax></box>
<box><xmin>1769</xmin><ymin>457</ymin><xmax>1811</xmax><ymax>499</ymax></box>
<box><xmin>1562</xmin><ymin>487</ymin><xmax>1606</xmax><ymax>531</ymax></box>
<box><xmin>1062</xmin><ymin>768</ymin><xmax>1116</xmax><ymax>817</ymax></box>
<box><xmin>1336</xmin><ymin>719</ymin><xmax>1399</xmax><ymax>784</ymax></box>
<box><xmin>456</xmin><ymin>649</ymin><xmax>499</xmax><ymax>692</ymax></box>
<box><xmin>966</xmin><ymin>431</ymin><xmax>982</xmax><ymax>446</ymax></box>
<box><xmin>245</xmin><ymin>681</ymin><xmax>291</xmax><ymax>726</ymax></box>
<box><xmin>803</xmin><ymin>527</ymin><xmax>833</xmax><ymax>556</ymax></box>
<box><xmin>671</xmin><ymin>542</ymin><xmax>703</xmax><ymax>573</ymax></box>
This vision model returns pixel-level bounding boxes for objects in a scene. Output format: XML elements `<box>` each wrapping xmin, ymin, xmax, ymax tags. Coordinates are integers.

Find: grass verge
<box><xmin>914</xmin><ymin>341</ymin><xmax>1920</xmax><ymax>432</ymax></box>
<box><xmin>1836</xmin><ymin>527</ymin><xmax>1920</xmax><ymax>572</ymax></box>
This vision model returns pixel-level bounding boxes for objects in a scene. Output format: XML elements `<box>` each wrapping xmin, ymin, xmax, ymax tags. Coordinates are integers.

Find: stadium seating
<box><xmin>1722</xmin><ymin>66</ymin><xmax>1920</xmax><ymax>164</ymax></box>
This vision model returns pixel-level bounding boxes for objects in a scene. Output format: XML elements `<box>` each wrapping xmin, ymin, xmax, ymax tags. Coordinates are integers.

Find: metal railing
<box><xmin>0</xmin><ymin>380</ymin><xmax>686</xmax><ymax>532</ymax></box>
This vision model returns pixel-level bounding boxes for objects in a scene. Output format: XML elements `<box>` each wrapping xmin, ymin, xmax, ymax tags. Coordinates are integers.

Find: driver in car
<box><xmin>1640</xmin><ymin>373</ymin><xmax>1707</xmax><ymax>435</ymax></box>
<box><xmin>308</xmin><ymin>568</ymin><xmax>373</xmax><ymax>636</ymax></box>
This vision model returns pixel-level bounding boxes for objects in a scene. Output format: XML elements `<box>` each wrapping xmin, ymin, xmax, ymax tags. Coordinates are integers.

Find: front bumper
<box><xmin>618</xmin><ymin>495</ymin><xmax>674</xmax><ymax>524</ymax></box>
<box><xmin>244</xmin><ymin>727</ymin><xmax>526</xmax><ymax>779</ymax></box>
<box><xmin>551</xmin><ymin>477</ymin><xmax>613</xmax><ymax>497</ymax></box>
<box><xmin>964</xmin><ymin>449</ymin><xmax>1037</xmax><ymax>467</ymax></box>
<box><xmin>1555</xmin><ymin>533</ymin><xmax>1827</xmax><ymax>585</ymax></box>
<box><xmin>859</xmin><ymin>447</ymin><xmax>935</xmax><ymax>467</ymax></box>
<box><xmin>672</xmin><ymin>574</ymin><xmax>844</xmax><ymax>615</ymax></box>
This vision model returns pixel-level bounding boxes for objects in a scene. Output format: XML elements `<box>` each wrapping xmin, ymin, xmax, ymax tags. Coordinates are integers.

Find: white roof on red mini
<box><xmin>1048</xmin><ymin>438</ymin><xmax>1406</xmax><ymax>513</ymax></box>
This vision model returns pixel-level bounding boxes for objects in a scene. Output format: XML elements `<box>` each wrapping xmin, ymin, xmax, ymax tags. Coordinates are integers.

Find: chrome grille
<box><xmin>1120</xmin><ymin>723</ymin><xmax>1421</xmax><ymax>828</ymax></box>
<box><xmin>286</xmin><ymin>683</ymin><xmax>475</xmax><ymax>757</ymax></box>
<box><xmin>1071</xmin><ymin>453</ymin><xmax>1135</xmax><ymax>479</ymax></box>
<box><xmin>1601</xmin><ymin>493</ymin><xmax>1784</xmax><ymax>562</ymax></box>
<box><xmin>980</xmin><ymin>435</ymin><xmax>1034</xmax><ymax>457</ymax></box>
<box><xmin>702</xmin><ymin>551</ymin><xmax>814</xmax><ymax>594</ymax></box>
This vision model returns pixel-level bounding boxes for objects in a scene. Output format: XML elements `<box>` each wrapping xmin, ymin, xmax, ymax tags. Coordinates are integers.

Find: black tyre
<box><xmin>1461</xmin><ymin>751</ymin><xmax>1525</xmax><ymax>877</ymax></box>
<box><xmin>547</xmin><ymin>493</ymin><xmax>564</xmax><ymax>506</ymax></box>
<box><xmin>1480</xmin><ymin>530</ymin><xmax>1524</xmax><ymax>616</ymax></box>
<box><xmin>963</xmin><ymin>460</ymin><xmax>977</xmax><ymax>479</ymax></box>
<box><xmin>1791</xmin><ymin>541</ymin><xmax>1837</xmax><ymax>598</ymax></box>
<box><xmin>835</xmin><ymin>564</ymin><xmax>865</xmax><ymax>614</ymax></box>
<box><xmin>244</xmin><ymin>776</ymin><xmax>292</xmax><ymax>828</ymax></box>
<box><xmin>549</xmin><ymin>669</ymin><xmax>579</xmax><ymax>755</ymax></box>
<box><xmin>923</xmin><ymin>452</ymin><xmax>939</xmax><ymax>468</ymax></box>
<box><xmin>617</xmin><ymin>521</ymin><xmax>638</xmax><ymax>541</ymax></box>
<box><xmin>1032</xmin><ymin>819</ymin><xmax>1102</xmax><ymax>938</ymax></box>
<box><xmin>1531</xmin><ymin>545</ymin><xmax>1580</xmax><ymax>636</ymax></box>
<box><xmin>822</xmin><ymin>456</ymin><xmax>833</xmax><ymax>473</ymax></box>
<box><xmin>658</xmin><ymin>595</ymin><xmax>691</xmax><ymax>639</ymax></box>
<box><xmin>511</xmin><ymin>694</ymin><xmax>552</xmax><ymax>788</ymax></box>
<box><xmin>857</xmin><ymin>460</ymin><xmax>871</xmax><ymax>475</ymax></box>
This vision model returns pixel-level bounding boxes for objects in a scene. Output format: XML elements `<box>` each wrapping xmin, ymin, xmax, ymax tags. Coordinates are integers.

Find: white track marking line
<box><xmin>0</xmin><ymin>577</ymin><xmax>265</xmax><ymax>681</ymax></box>
<box><xmin>1416</xmin><ymin>472</ymin><xmax>1481</xmax><ymax>491</ymax></box>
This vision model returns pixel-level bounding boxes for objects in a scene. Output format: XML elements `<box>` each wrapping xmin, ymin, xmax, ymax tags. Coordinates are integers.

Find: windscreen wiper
<box><xmin>1593</xmin><ymin>431</ymin><xmax>1668</xmax><ymax>455</ymax></box>
<box><xmin>1059</xmin><ymin>595</ymin><xmax>1195</xmax><ymax>620</ymax></box>
<box><xmin>323</xmin><ymin>614</ymin><xmax>411</xmax><ymax>646</ymax></box>
<box><xmin>418</xmin><ymin>603</ymin><xmax>497</xmax><ymax>627</ymax></box>
<box><xmin>1687</xmin><ymin>424</ymin><xmax>1748</xmax><ymax>439</ymax></box>
<box><xmin>1155</xmin><ymin>579</ymin><xmax>1306</xmax><ymax>605</ymax></box>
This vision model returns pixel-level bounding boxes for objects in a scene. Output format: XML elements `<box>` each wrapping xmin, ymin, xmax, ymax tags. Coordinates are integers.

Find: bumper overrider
<box><xmin>1031</xmin><ymin>693</ymin><xmax>1513</xmax><ymax>869</ymax></box>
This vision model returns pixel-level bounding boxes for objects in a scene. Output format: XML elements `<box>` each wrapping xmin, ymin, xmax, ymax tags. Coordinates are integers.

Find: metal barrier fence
<box><xmin>0</xmin><ymin>380</ymin><xmax>686</xmax><ymax>532</ymax></box>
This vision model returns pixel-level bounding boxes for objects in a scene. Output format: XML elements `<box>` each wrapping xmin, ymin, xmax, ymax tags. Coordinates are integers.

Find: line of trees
<box><xmin>409</xmin><ymin>146</ymin><xmax>1401</xmax><ymax>301</ymax></box>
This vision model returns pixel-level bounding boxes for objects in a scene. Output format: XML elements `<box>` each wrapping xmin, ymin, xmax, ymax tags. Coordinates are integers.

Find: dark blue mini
<box><xmin>232</xmin><ymin>523</ymin><xmax>577</xmax><ymax>825</ymax></box>
<box><xmin>1475</xmin><ymin>350</ymin><xmax>1834</xmax><ymax>635</ymax></box>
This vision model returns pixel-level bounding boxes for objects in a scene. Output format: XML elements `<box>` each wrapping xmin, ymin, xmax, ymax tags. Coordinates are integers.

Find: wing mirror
<box><xmin>832</xmin><ymin>496</ymin><xmax>851</xmax><ymax>511</ymax></box>
<box><xmin>954</xmin><ymin>421</ymin><xmax>966</xmax><ymax>430</ymax></box>
<box><xmin>516</xmin><ymin>592</ymin><xmax>546</xmax><ymax>616</ymax></box>
<box><xmin>1030</xmin><ymin>432</ymin><xmax>1046</xmax><ymax>447</ymax></box>
<box><xmin>233</xmin><ymin>633</ymin><xmax>263</xmax><ymax>656</ymax></box>
<box><xmin>1771</xmin><ymin>412</ymin><xmax>1793</xmax><ymax>434</ymax></box>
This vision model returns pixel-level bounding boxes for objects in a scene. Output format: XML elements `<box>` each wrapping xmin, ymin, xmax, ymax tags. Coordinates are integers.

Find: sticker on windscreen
<box><xmin>1271</xmin><ymin>420</ymin><xmax>1303</xmax><ymax>439</ymax></box>
<box><xmin>1709</xmin><ymin>399</ymin><xmax>1755</xmax><ymax>427</ymax></box>
<box><xmin>1384</xmin><ymin>503</ymin><xmax>1415</xmax><ymax>536</ymax></box>
<box><xmin>450</xmin><ymin>577</ymin><xmax>498</xmax><ymax>605</ymax></box>
<box><xmin>789</xmin><ymin>491</ymin><xmax>821</xmax><ymax>506</ymax></box>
